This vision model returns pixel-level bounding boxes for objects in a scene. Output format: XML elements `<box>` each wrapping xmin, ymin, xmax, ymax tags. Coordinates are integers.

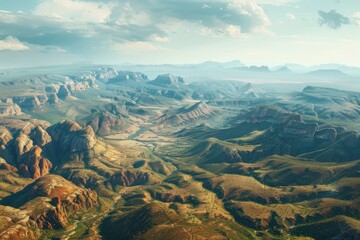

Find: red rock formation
<box><xmin>1</xmin><ymin>175</ymin><xmax>98</xmax><ymax>230</ymax></box>
<box><xmin>19</xmin><ymin>146</ymin><xmax>52</xmax><ymax>179</ymax></box>
<box><xmin>14</xmin><ymin>133</ymin><xmax>33</xmax><ymax>161</ymax></box>
<box><xmin>0</xmin><ymin>162</ymin><xmax>18</xmax><ymax>172</ymax></box>
<box><xmin>31</xmin><ymin>126</ymin><xmax>52</xmax><ymax>147</ymax></box>
<box><xmin>109</xmin><ymin>170</ymin><xmax>153</xmax><ymax>187</ymax></box>
<box><xmin>47</xmin><ymin>120</ymin><xmax>96</xmax><ymax>153</ymax></box>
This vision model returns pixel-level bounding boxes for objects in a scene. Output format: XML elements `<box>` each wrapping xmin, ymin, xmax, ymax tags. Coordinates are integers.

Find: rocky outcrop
<box><xmin>57</xmin><ymin>82</ymin><xmax>90</xmax><ymax>99</ymax></box>
<box><xmin>0</xmin><ymin>205</ymin><xmax>38</xmax><ymax>239</ymax></box>
<box><xmin>45</xmin><ymin>85</ymin><xmax>59</xmax><ymax>93</ymax></box>
<box><xmin>47</xmin><ymin>93</ymin><xmax>59</xmax><ymax>104</ymax></box>
<box><xmin>19</xmin><ymin>146</ymin><xmax>52</xmax><ymax>179</ymax></box>
<box><xmin>12</xmin><ymin>95</ymin><xmax>41</xmax><ymax>108</ymax></box>
<box><xmin>67</xmin><ymin>82</ymin><xmax>89</xmax><ymax>92</ymax></box>
<box><xmin>96</xmin><ymin>67</ymin><xmax>118</xmax><ymax>80</ymax></box>
<box><xmin>0</xmin><ymin>127</ymin><xmax>14</xmax><ymax>164</ymax></box>
<box><xmin>0</xmin><ymin>127</ymin><xmax>13</xmax><ymax>146</ymax></box>
<box><xmin>108</xmin><ymin>71</ymin><xmax>148</xmax><ymax>84</ymax></box>
<box><xmin>14</xmin><ymin>133</ymin><xmax>33</xmax><ymax>161</ymax></box>
<box><xmin>0</xmin><ymin>103</ymin><xmax>22</xmax><ymax>116</ymax></box>
<box><xmin>1</xmin><ymin>175</ymin><xmax>98</xmax><ymax>230</ymax></box>
<box><xmin>148</xmin><ymin>74</ymin><xmax>185</xmax><ymax>88</ymax></box>
<box><xmin>109</xmin><ymin>170</ymin><xmax>154</xmax><ymax>187</ymax></box>
<box><xmin>47</xmin><ymin>120</ymin><xmax>96</xmax><ymax>153</ymax></box>
<box><xmin>31</xmin><ymin>126</ymin><xmax>52</xmax><ymax>147</ymax></box>
<box><xmin>57</xmin><ymin>85</ymin><xmax>71</xmax><ymax>99</ymax></box>
<box><xmin>87</xmin><ymin>113</ymin><xmax>122</xmax><ymax>136</ymax></box>
<box><xmin>0</xmin><ymin>155</ymin><xmax>17</xmax><ymax>172</ymax></box>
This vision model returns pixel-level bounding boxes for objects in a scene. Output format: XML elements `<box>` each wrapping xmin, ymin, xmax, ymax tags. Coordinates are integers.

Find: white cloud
<box><xmin>151</xmin><ymin>35</ymin><xmax>170</xmax><ymax>42</ymax></box>
<box><xmin>286</xmin><ymin>13</ymin><xmax>296</xmax><ymax>20</ymax></box>
<box><xmin>227</xmin><ymin>0</ymin><xmax>271</xmax><ymax>32</ymax></box>
<box><xmin>253</xmin><ymin>0</ymin><xmax>297</xmax><ymax>5</ymax></box>
<box><xmin>0</xmin><ymin>10</ymin><xmax>18</xmax><ymax>23</ymax></box>
<box><xmin>116</xmin><ymin>3</ymin><xmax>151</xmax><ymax>26</ymax></box>
<box><xmin>33</xmin><ymin>0</ymin><xmax>112</xmax><ymax>23</ymax></box>
<box><xmin>353</xmin><ymin>12</ymin><xmax>360</xmax><ymax>26</ymax></box>
<box><xmin>0</xmin><ymin>36</ymin><xmax>29</xmax><ymax>51</ymax></box>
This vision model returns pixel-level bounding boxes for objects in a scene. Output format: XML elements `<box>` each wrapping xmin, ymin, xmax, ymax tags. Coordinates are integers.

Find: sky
<box><xmin>0</xmin><ymin>0</ymin><xmax>359</xmax><ymax>68</ymax></box>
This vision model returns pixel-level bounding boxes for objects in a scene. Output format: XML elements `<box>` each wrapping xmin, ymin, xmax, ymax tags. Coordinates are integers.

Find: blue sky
<box><xmin>0</xmin><ymin>0</ymin><xmax>359</xmax><ymax>68</ymax></box>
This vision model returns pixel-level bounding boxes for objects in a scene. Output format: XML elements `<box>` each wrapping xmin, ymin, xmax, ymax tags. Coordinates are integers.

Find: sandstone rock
<box><xmin>0</xmin><ymin>127</ymin><xmax>14</xmax><ymax>164</ymax></box>
<box><xmin>57</xmin><ymin>85</ymin><xmax>71</xmax><ymax>99</ymax></box>
<box><xmin>108</xmin><ymin>71</ymin><xmax>148</xmax><ymax>84</ymax></box>
<box><xmin>37</xmin><ymin>94</ymin><xmax>48</xmax><ymax>104</ymax></box>
<box><xmin>14</xmin><ymin>133</ymin><xmax>33</xmax><ymax>161</ymax></box>
<box><xmin>109</xmin><ymin>170</ymin><xmax>153</xmax><ymax>187</ymax></box>
<box><xmin>0</xmin><ymin>103</ymin><xmax>22</xmax><ymax>116</ymax></box>
<box><xmin>12</xmin><ymin>96</ymin><xmax>41</xmax><ymax>108</ymax></box>
<box><xmin>1</xmin><ymin>175</ymin><xmax>98</xmax><ymax>230</ymax></box>
<box><xmin>47</xmin><ymin>120</ymin><xmax>96</xmax><ymax>153</ymax></box>
<box><xmin>0</xmin><ymin>162</ymin><xmax>18</xmax><ymax>172</ymax></box>
<box><xmin>47</xmin><ymin>93</ymin><xmax>59</xmax><ymax>104</ymax></box>
<box><xmin>4</xmin><ymin>98</ymin><xmax>13</xmax><ymax>104</ymax></box>
<box><xmin>0</xmin><ymin>205</ymin><xmax>38</xmax><ymax>239</ymax></box>
<box><xmin>148</xmin><ymin>74</ymin><xmax>185</xmax><ymax>88</ymax></box>
<box><xmin>87</xmin><ymin>113</ymin><xmax>122</xmax><ymax>136</ymax></box>
<box><xmin>0</xmin><ymin>127</ymin><xmax>13</xmax><ymax>146</ymax></box>
<box><xmin>19</xmin><ymin>146</ymin><xmax>52</xmax><ymax>179</ymax></box>
<box><xmin>45</xmin><ymin>85</ymin><xmax>59</xmax><ymax>93</ymax></box>
<box><xmin>67</xmin><ymin>82</ymin><xmax>89</xmax><ymax>92</ymax></box>
<box><xmin>31</xmin><ymin>126</ymin><xmax>52</xmax><ymax>147</ymax></box>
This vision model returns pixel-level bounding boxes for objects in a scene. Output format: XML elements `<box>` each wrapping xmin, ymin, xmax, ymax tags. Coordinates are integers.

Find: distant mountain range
<box><xmin>120</xmin><ymin>60</ymin><xmax>360</xmax><ymax>77</ymax></box>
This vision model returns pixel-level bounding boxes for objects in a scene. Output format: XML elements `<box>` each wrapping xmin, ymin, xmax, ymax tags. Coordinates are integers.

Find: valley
<box><xmin>0</xmin><ymin>65</ymin><xmax>359</xmax><ymax>240</ymax></box>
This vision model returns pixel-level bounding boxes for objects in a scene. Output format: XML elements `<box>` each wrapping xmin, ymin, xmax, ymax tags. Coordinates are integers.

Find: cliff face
<box><xmin>0</xmin><ymin>127</ymin><xmax>13</xmax><ymax>146</ymax></box>
<box><xmin>14</xmin><ymin>133</ymin><xmax>34</xmax><ymax>162</ymax></box>
<box><xmin>87</xmin><ymin>113</ymin><xmax>122</xmax><ymax>136</ymax></box>
<box><xmin>148</xmin><ymin>74</ymin><xmax>185</xmax><ymax>88</ymax></box>
<box><xmin>57</xmin><ymin>82</ymin><xmax>90</xmax><ymax>99</ymax></box>
<box><xmin>31</xmin><ymin>126</ymin><xmax>52</xmax><ymax>147</ymax></box>
<box><xmin>109</xmin><ymin>170</ymin><xmax>154</xmax><ymax>187</ymax></box>
<box><xmin>0</xmin><ymin>103</ymin><xmax>22</xmax><ymax>116</ymax></box>
<box><xmin>3</xmin><ymin>79</ymin><xmax>92</xmax><ymax>109</ymax></box>
<box><xmin>0</xmin><ymin>205</ymin><xmax>39</xmax><ymax>239</ymax></box>
<box><xmin>19</xmin><ymin>146</ymin><xmax>52</xmax><ymax>179</ymax></box>
<box><xmin>1</xmin><ymin>175</ymin><xmax>98</xmax><ymax>230</ymax></box>
<box><xmin>0</xmin><ymin>120</ymin><xmax>96</xmax><ymax>179</ymax></box>
<box><xmin>47</xmin><ymin>120</ymin><xmax>96</xmax><ymax>153</ymax></box>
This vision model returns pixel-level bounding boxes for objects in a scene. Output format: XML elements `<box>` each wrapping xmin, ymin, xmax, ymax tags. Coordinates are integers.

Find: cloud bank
<box><xmin>0</xmin><ymin>36</ymin><xmax>29</xmax><ymax>51</ymax></box>
<box><xmin>0</xmin><ymin>0</ymin><xmax>272</xmax><ymax>53</ymax></box>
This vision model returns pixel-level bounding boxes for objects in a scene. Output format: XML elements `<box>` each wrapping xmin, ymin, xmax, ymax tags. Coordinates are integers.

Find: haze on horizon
<box><xmin>0</xmin><ymin>0</ymin><xmax>359</xmax><ymax>69</ymax></box>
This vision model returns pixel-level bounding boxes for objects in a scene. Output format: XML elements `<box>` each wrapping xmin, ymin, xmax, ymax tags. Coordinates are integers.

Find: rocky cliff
<box><xmin>47</xmin><ymin>120</ymin><xmax>96</xmax><ymax>153</ymax></box>
<box><xmin>0</xmin><ymin>103</ymin><xmax>22</xmax><ymax>116</ymax></box>
<box><xmin>1</xmin><ymin>174</ymin><xmax>98</xmax><ymax>230</ymax></box>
